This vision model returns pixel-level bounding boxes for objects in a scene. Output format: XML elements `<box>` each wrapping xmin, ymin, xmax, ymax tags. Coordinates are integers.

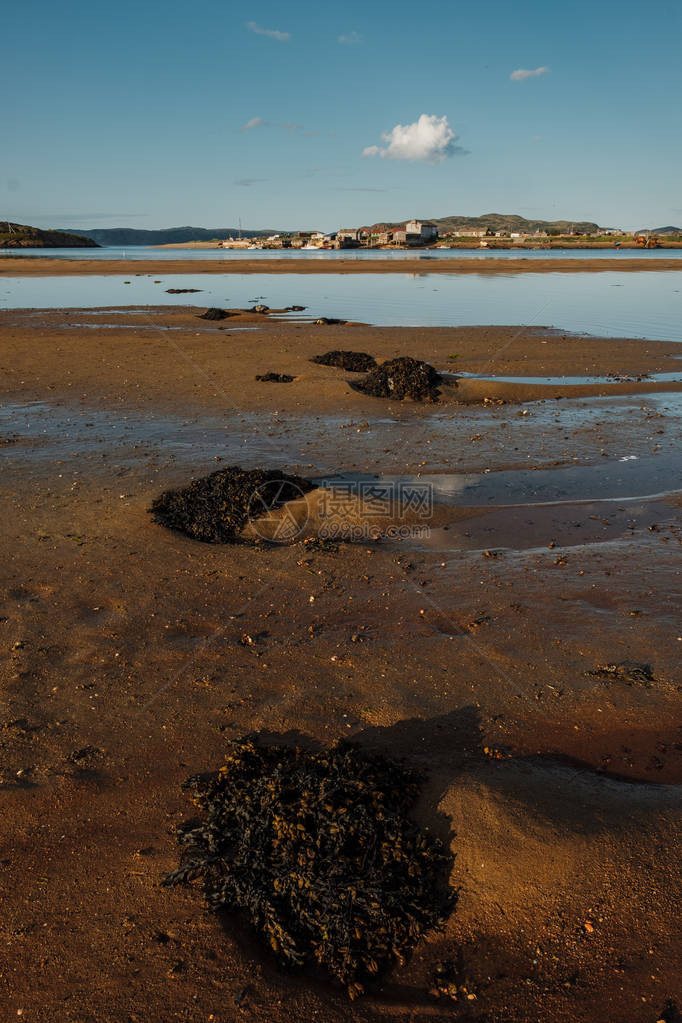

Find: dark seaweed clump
<box><xmin>149</xmin><ymin>466</ymin><xmax>315</xmax><ymax>544</ymax></box>
<box><xmin>255</xmin><ymin>372</ymin><xmax>295</xmax><ymax>383</ymax></box>
<box><xmin>163</xmin><ymin>738</ymin><xmax>452</xmax><ymax>998</ymax></box>
<box><xmin>310</xmin><ymin>350</ymin><xmax>377</xmax><ymax>373</ymax></box>
<box><xmin>586</xmin><ymin>661</ymin><xmax>657</xmax><ymax>686</ymax></box>
<box><xmin>353</xmin><ymin>357</ymin><xmax>442</xmax><ymax>402</ymax></box>
<box><xmin>198</xmin><ymin>307</ymin><xmax>233</xmax><ymax>320</ymax></box>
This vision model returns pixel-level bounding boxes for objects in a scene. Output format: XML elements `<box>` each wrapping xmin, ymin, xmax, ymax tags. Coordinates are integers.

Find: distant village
<box><xmin>218</xmin><ymin>220</ymin><xmax>665</xmax><ymax>250</ymax></box>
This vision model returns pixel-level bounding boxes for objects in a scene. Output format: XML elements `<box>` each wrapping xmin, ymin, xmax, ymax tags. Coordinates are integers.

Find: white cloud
<box><xmin>241</xmin><ymin>116</ymin><xmax>265</xmax><ymax>131</ymax></box>
<box><xmin>362</xmin><ymin>114</ymin><xmax>459</xmax><ymax>164</ymax></box>
<box><xmin>338</xmin><ymin>30</ymin><xmax>363</xmax><ymax>45</ymax></box>
<box><xmin>245</xmin><ymin>21</ymin><xmax>291</xmax><ymax>41</ymax></box>
<box><xmin>510</xmin><ymin>66</ymin><xmax>550</xmax><ymax>81</ymax></box>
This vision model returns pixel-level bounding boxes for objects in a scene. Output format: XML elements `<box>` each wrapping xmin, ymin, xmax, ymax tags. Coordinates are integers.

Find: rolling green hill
<box><xmin>367</xmin><ymin>213</ymin><xmax>604</xmax><ymax>235</ymax></box>
<box><xmin>637</xmin><ymin>225</ymin><xmax>682</xmax><ymax>235</ymax></box>
<box><xmin>430</xmin><ymin>213</ymin><xmax>603</xmax><ymax>234</ymax></box>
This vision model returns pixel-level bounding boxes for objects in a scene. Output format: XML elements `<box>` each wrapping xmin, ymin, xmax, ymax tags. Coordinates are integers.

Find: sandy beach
<box><xmin>1</xmin><ymin>304</ymin><xmax>680</xmax><ymax>1021</ymax></box>
<box><xmin>2</xmin><ymin>255</ymin><xmax>682</xmax><ymax>277</ymax></box>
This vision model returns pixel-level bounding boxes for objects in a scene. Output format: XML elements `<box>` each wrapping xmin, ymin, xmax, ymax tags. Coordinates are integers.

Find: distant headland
<box><xmin>0</xmin><ymin>222</ymin><xmax>99</xmax><ymax>248</ymax></box>
<box><xmin>66</xmin><ymin>214</ymin><xmax>682</xmax><ymax>250</ymax></box>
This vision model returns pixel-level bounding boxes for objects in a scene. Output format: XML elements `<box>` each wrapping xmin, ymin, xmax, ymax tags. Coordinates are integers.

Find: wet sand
<box><xmin>2</xmin><ymin>306</ymin><xmax>682</xmax><ymax>411</ymax></box>
<box><xmin>3</xmin><ymin>255</ymin><xmax>682</xmax><ymax>276</ymax></box>
<box><xmin>1</xmin><ymin>306</ymin><xmax>680</xmax><ymax>1021</ymax></box>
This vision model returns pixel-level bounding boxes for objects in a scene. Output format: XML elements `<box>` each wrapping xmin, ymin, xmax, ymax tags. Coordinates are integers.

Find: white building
<box><xmin>450</xmin><ymin>227</ymin><xmax>489</xmax><ymax>238</ymax></box>
<box><xmin>405</xmin><ymin>220</ymin><xmax>438</xmax><ymax>242</ymax></box>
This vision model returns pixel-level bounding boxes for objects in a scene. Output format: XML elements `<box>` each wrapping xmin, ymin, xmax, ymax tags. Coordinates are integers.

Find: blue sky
<box><xmin>4</xmin><ymin>0</ymin><xmax>681</xmax><ymax>231</ymax></box>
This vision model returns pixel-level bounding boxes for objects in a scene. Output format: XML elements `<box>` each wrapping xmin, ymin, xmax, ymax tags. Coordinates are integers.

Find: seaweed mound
<box><xmin>310</xmin><ymin>350</ymin><xmax>377</xmax><ymax>373</ymax></box>
<box><xmin>149</xmin><ymin>466</ymin><xmax>314</xmax><ymax>543</ymax></box>
<box><xmin>586</xmin><ymin>661</ymin><xmax>657</xmax><ymax>686</ymax></box>
<box><xmin>163</xmin><ymin>738</ymin><xmax>451</xmax><ymax>998</ymax></box>
<box><xmin>255</xmin><ymin>372</ymin><xmax>295</xmax><ymax>383</ymax></box>
<box><xmin>354</xmin><ymin>357</ymin><xmax>442</xmax><ymax>402</ymax></box>
<box><xmin>198</xmin><ymin>307</ymin><xmax>233</xmax><ymax>320</ymax></box>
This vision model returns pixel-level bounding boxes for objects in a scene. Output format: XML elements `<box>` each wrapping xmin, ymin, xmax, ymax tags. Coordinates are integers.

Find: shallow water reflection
<box><xmin>2</xmin><ymin>270</ymin><xmax>682</xmax><ymax>341</ymax></box>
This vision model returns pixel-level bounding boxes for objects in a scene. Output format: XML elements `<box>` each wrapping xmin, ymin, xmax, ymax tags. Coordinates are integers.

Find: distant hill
<box><xmin>58</xmin><ymin>215</ymin><xmax>618</xmax><ymax>246</ymax></box>
<box><xmin>0</xmin><ymin>221</ymin><xmax>99</xmax><ymax>248</ymax></box>
<box><xmin>636</xmin><ymin>225</ymin><xmax>682</xmax><ymax>235</ymax></box>
<box><xmin>366</xmin><ymin>213</ymin><xmax>604</xmax><ymax>235</ymax></box>
<box><xmin>66</xmin><ymin>226</ymin><xmax>283</xmax><ymax>246</ymax></box>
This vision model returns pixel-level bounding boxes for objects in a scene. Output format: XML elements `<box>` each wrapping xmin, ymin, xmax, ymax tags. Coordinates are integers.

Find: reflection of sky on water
<box><xmin>321</xmin><ymin>455</ymin><xmax>682</xmax><ymax>506</ymax></box>
<box><xmin>3</xmin><ymin>399</ymin><xmax>678</xmax><ymax>506</ymax></box>
<box><xmin>452</xmin><ymin>370</ymin><xmax>682</xmax><ymax>385</ymax></box>
<box><xmin>1</xmin><ymin>270</ymin><xmax>681</xmax><ymax>341</ymax></box>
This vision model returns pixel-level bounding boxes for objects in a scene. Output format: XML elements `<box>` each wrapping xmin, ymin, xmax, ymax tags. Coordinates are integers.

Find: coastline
<box><xmin>153</xmin><ymin>239</ymin><xmax>682</xmax><ymax>250</ymax></box>
<box><xmin>2</xmin><ymin>255</ymin><xmax>682</xmax><ymax>276</ymax></box>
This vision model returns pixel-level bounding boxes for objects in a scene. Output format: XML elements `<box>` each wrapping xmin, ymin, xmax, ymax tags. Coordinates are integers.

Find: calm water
<box><xmin>3</xmin><ymin>245</ymin><xmax>682</xmax><ymax>262</ymax></box>
<box><xmin>3</xmin><ymin>401</ymin><xmax>679</xmax><ymax>505</ymax></box>
<box><xmin>1</xmin><ymin>270</ymin><xmax>681</xmax><ymax>341</ymax></box>
<box><xmin>322</xmin><ymin>456</ymin><xmax>682</xmax><ymax>506</ymax></box>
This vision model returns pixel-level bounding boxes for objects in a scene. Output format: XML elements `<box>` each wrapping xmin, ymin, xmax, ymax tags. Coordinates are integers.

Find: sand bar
<box><xmin>2</xmin><ymin>255</ymin><xmax>682</xmax><ymax>276</ymax></box>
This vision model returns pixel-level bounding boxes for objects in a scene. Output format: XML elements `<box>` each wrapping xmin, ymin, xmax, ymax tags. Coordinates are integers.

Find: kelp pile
<box><xmin>310</xmin><ymin>350</ymin><xmax>377</xmax><ymax>373</ymax></box>
<box><xmin>255</xmin><ymin>372</ymin><xmax>295</xmax><ymax>383</ymax></box>
<box><xmin>353</xmin><ymin>357</ymin><xmax>443</xmax><ymax>402</ymax></box>
<box><xmin>163</xmin><ymin>738</ymin><xmax>452</xmax><ymax>997</ymax></box>
<box><xmin>149</xmin><ymin>466</ymin><xmax>314</xmax><ymax>544</ymax></box>
<box><xmin>586</xmin><ymin>661</ymin><xmax>657</xmax><ymax>686</ymax></box>
<box><xmin>198</xmin><ymin>307</ymin><xmax>233</xmax><ymax>320</ymax></box>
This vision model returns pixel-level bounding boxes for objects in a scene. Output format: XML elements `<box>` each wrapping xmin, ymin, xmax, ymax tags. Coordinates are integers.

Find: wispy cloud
<box><xmin>240</xmin><ymin>118</ymin><xmax>316</xmax><ymax>137</ymax></box>
<box><xmin>363</xmin><ymin>113</ymin><xmax>465</xmax><ymax>164</ymax></box>
<box><xmin>338</xmin><ymin>30</ymin><xmax>363</xmax><ymax>45</ymax></box>
<box><xmin>510</xmin><ymin>65</ymin><xmax>550</xmax><ymax>81</ymax></box>
<box><xmin>241</xmin><ymin>116</ymin><xmax>266</xmax><ymax>131</ymax></box>
<box><xmin>234</xmin><ymin>178</ymin><xmax>268</xmax><ymax>187</ymax></box>
<box><xmin>245</xmin><ymin>21</ymin><xmax>291</xmax><ymax>41</ymax></box>
<box><xmin>284</xmin><ymin>122</ymin><xmax>316</xmax><ymax>136</ymax></box>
